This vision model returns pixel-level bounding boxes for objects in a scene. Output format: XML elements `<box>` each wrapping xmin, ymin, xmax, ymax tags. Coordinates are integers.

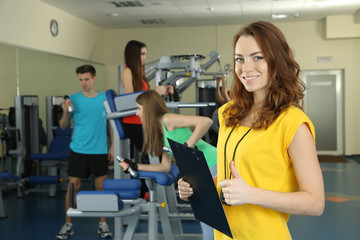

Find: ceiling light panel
<box><xmin>110</xmin><ymin>1</ymin><xmax>144</xmax><ymax>7</ymax></box>
<box><xmin>149</xmin><ymin>5</ymin><xmax>182</xmax><ymax>14</ymax></box>
<box><xmin>140</xmin><ymin>19</ymin><xmax>165</xmax><ymax>24</ymax></box>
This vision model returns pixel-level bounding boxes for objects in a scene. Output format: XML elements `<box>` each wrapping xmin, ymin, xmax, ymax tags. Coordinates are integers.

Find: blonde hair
<box><xmin>136</xmin><ymin>90</ymin><xmax>170</xmax><ymax>156</ymax></box>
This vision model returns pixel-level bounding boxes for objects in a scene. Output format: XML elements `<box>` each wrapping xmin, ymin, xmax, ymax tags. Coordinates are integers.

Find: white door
<box><xmin>302</xmin><ymin>69</ymin><xmax>344</xmax><ymax>155</ymax></box>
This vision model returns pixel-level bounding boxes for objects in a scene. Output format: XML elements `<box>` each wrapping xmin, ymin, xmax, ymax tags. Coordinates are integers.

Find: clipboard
<box><xmin>168</xmin><ymin>138</ymin><xmax>233</xmax><ymax>239</ymax></box>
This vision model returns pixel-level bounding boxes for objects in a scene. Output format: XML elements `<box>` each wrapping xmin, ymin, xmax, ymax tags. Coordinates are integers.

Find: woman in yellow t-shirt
<box><xmin>178</xmin><ymin>21</ymin><xmax>325</xmax><ymax>240</ymax></box>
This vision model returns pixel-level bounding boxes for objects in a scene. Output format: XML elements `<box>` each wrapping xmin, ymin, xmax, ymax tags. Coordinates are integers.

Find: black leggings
<box><xmin>122</xmin><ymin>122</ymin><xmax>149</xmax><ymax>164</ymax></box>
<box><xmin>122</xmin><ymin>122</ymin><xmax>149</xmax><ymax>197</ymax></box>
<box><xmin>122</xmin><ymin>123</ymin><xmax>143</xmax><ymax>154</ymax></box>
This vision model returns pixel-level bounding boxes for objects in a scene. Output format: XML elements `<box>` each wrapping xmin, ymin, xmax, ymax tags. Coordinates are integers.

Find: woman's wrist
<box><xmin>184</xmin><ymin>142</ymin><xmax>196</xmax><ymax>148</ymax></box>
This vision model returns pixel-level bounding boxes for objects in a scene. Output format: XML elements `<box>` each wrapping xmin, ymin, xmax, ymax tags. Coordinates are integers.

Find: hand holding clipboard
<box><xmin>168</xmin><ymin>138</ymin><xmax>233</xmax><ymax>239</ymax></box>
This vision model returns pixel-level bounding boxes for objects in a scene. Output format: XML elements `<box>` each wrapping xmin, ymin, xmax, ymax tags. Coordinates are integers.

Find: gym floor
<box><xmin>1</xmin><ymin>157</ymin><xmax>360</xmax><ymax>240</ymax></box>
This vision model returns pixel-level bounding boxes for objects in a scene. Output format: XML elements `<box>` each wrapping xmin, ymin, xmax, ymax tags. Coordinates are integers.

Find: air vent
<box><xmin>140</xmin><ymin>19</ymin><xmax>165</xmax><ymax>24</ymax></box>
<box><xmin>111</xmin><ymin>1</ymin><xmax>144</xmax><ymax>7</ymax></box>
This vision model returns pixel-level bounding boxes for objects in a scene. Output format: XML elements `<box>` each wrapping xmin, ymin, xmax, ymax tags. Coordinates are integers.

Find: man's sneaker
<box><xmin>55</xmin><ymin>223</ymin><xmax>74</xmax><ymax>240</ymax></box>
<box><xmin>98</xmin><ymin>221</ymin><xmax>113</xmax><ymax>239</ymax></box>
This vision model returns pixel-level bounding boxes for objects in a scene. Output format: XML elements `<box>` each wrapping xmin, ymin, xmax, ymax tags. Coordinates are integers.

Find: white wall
<box><xmin>0</xmin><ymin>0</ymin><xmax>105</xmax><ymax>63</ymax></box>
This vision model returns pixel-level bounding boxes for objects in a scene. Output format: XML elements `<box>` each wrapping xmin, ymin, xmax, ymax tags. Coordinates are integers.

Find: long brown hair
<box><xmin>136</xmin><ymin>90</ymin><xmax>170</xmax><ymax>156</ymax></box>
<box><xmin>225</xmin><ymin>21</ymin><xmax>305</xmax><ymax>129</ymax></box>
<box><xmin>124</xmin><ymin>40</ymin><xmax>148</xmax><ymax>91</ymax></box>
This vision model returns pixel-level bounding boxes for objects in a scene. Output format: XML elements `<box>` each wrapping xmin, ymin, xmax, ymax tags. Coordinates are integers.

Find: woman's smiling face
<box><xmin>234</xmin><ymin>35</ymin><xmax>270</xmax><ymax>99</ymax></box>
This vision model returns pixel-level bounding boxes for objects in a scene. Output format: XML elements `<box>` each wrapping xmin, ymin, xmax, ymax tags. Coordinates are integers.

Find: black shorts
<box><xmin>67</xmin><ymin>150</ymin><xmax>108</xmax><ymax>179</ymax></box>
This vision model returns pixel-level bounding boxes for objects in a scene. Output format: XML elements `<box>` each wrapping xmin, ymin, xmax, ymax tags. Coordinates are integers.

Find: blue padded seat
<box><xmin>28</xmin><ymin>176</ymin><xmax>59</xmax><ymax>184</ymax></box>
<box><xmin>30</xmin><ymin>126</ymin><xmax>71</xmax><ymax>160</ymax></box>
<box><xmin>169</xmin><ymin>165</ymin><xmax>180</xmax><ymax>180</ymax></box>
<box><xmin>137</xmin><ymin>165</ymin><xmax>180</xmax><ymax>187</ymax></box>
<box><xmin>103</xmin><ymin>179</ymin><xmax>141</xmax><ymax>199</ymax></box>
<box><xmin>136</xmin><ymin>171</ymin><xmax>173</xmax><ymax>186</ymax></box>
<box><xmin>102</xmin><ymin>165</ymin><xmax>180</xmax><ymax>199</ymax></box>
<box><xmin>103</xmin><ymin>179</ymin><xmax>141</xmax><ymax>190</ymax></box>
<box><xmin>0</xmin><ymin>172</ymin><xmax>21</xmax><ymax>182</ymax></box>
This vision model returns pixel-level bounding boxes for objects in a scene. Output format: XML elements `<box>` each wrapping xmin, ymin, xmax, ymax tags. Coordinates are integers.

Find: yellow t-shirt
<box><xmin>215</xmin><ymin>102</ymin><xmax>315</xmax><ymax>240</ymax></box>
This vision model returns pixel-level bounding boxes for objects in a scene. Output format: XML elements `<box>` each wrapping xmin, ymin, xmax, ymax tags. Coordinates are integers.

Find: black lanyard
<box><xmin>223</xmin><ymin>126</ymin><xmax>251</xmax><ymax>179</ymax></box>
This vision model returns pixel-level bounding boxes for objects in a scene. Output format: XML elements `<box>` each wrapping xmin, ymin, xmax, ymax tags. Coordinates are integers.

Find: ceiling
<box><xmin>40</xmin><ymin>0</ymin><xmax>360</xmax><ymax>29</ymax></box>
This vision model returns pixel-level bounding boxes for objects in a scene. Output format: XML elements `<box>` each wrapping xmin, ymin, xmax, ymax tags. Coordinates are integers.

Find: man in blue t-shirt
<box><xmin>56</xmin><ymin>64</ymin><xmax>114</xmax><ymax>240</ymax></box>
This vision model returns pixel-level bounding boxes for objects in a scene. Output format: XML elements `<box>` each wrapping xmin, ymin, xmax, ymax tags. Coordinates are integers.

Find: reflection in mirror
<box><xmin>0</xmin><ymin>42</ymin><xmax>106</xmax><ymax>155</ymax></box>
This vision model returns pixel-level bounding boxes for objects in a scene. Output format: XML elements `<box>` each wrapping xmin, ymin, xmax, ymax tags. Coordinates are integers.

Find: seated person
<box><xmin>119</xmin><ymin>90</ymin><xmax>217</xmax><ymax>240</ymax></box>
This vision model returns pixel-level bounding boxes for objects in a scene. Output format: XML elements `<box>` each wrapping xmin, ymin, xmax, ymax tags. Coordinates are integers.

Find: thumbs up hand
<box><xmin>219</xmin><ymin>161</ymin><xmax>253</xmax><ymax>206</ymax></box>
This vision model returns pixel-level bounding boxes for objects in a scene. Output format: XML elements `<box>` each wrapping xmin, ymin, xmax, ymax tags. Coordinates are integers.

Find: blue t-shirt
<box><xmin>69</xmin><ymin>91</ymin><xmax>108</xmax><ymax>154</ymax></box>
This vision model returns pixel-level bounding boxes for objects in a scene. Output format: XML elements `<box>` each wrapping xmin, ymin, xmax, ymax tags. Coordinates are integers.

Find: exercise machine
<box><xmin>119</xmin><ymin>51</ymin><xmax>230</xmax><ymax>97</ymax></box>
<box><xmin>27</xmin><ymin>126</ymin><xmax>71</xmax><ymax>197</ymax></box>
<box><xmin>45</xmin><ymin>96</ymin><xmax>69</xmax><ymax>191</ymax></box>
<box><xmin>104</xmin><ymin>89</ymin><xmax>214</xmax><ymax>239</ymax></box>
<box><xmin>10</xmin><ymin>96</ymin><xmax>40</xmax><ymax>178</ymax></box>
<box><xmin>2</xmin><ymin>96</ymin><xmax>66</xmax><ymax>197</ymax></box>
<box><xmin>45</xmin><ymin>96</ymin><xmax>64</xmax><ymax>146</ymax></box>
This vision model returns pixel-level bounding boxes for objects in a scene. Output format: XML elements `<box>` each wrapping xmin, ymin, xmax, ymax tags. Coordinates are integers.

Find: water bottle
<box><xmin>64</xmin><ymin>95</ymin><xmax>75</xmax><ymax>113</ymax></box>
